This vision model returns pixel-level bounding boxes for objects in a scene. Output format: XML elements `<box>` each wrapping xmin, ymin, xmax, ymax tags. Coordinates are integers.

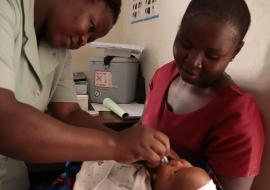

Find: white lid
<box><xmin>89</xmin><ymin>57</ymin><xmax>138</xmax><ymax>63</ymax></box>
<box><xmin>89</xmin><ymin>42</ymin><xmax>143</xmax><ymax>54</ymax></box>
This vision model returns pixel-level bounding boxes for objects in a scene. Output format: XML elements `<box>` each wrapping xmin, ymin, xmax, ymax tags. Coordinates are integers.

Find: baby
<box><xmin>154</xmin><ymin>158</ymin><xmax>216</xmax><ymax>190</ymax></box>
<box><xmin>73</xmin><ymin>157</ymin><xmax>217</xmax><ymax>190</ymax></box>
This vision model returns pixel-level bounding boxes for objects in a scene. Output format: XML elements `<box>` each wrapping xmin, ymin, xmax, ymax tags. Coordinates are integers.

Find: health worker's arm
<box><xmin>0</xmin><ymin>89</ymin><xmax>169</xmax><ymax>166</ymax></box>
<box><xmin>48</xmin><ymin>102</ymin><xmax>115</xmax><ymax>134</ymax></box>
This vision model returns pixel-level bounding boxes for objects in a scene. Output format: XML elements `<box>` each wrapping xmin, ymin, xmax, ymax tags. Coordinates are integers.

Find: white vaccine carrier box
<box><xmin>89</xmin><ymin>57</ymin><xmax>139</xmax><ymax>103</ymax></box>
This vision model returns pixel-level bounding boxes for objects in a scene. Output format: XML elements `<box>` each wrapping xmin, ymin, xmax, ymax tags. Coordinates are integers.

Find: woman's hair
<box><xmin>101</xmin><ymin>0</ymin><xmax>122</xmax><ymax>24</ymax></box>
<box><xmin>182</xmin><ymin>0</ymin><xmax>251</xmax><ymax>40</ymax></box>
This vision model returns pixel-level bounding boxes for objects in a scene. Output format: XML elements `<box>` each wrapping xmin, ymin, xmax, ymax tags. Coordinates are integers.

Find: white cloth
<box><xmin>74</xmin><ymin>161</ymin><xmax>217</xmax><ymax>190</ymax></box>
<box><xmin>197</xmin><ymin>180</ymin><xmax>217</xmax><ymax>190</ymax></box>
<box><xmin>73</xmin><ymin>161</ymin><xmax>151</xmax><ymax>190</ymax></box>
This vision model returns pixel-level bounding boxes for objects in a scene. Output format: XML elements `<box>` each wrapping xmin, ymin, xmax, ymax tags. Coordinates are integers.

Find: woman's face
<box><xmin>44</xmin><ymin>0</ymin><xmax>113</xmax><ymax>49</ymax></box>
<box><xmin>154</xmin><ymin>159</ymin><xmax>193</xmax><ymax>190</ymax></box>
<box><xmin>173</xmin><ymin>15</ymin><xmax>243</xmax><ymax>87</ymax></box>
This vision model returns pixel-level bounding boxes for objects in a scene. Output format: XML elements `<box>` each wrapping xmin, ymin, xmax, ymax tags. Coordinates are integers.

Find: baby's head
<box><xmin>154</xmin><ymin>159</ymin><xmax>212</xmax><ymax>190</ymax></box>
<box><xmin>173</xmin><ymin>0</ymin><xmax>251</xmax><ymax>87</ymax></box>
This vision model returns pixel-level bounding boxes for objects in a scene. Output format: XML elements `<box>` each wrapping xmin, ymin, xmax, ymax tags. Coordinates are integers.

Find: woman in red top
<box><xmin>142</xmin><ymin>0</ymin><xmax>265</xmax><ymax>189</ymax></box>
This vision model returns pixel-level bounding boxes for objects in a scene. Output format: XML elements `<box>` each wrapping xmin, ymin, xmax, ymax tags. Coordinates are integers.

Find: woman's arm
<box><xmin>218</xmin><ymin>175</ymin><xmax>255</xmax><ymax>190</ymax></box>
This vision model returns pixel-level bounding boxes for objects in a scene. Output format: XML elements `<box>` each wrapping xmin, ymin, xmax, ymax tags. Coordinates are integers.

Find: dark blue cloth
<box><xmin>30</xmin><ymin>162</ymin><xmax>82</xmax><ymax>190</ymax></box>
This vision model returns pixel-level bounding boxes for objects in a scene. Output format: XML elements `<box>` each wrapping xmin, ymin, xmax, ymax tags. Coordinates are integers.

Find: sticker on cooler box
<box><xmin>94</xmin><ymin>71</ymin><xmax>118</xmax><ymax>88</ymax></box>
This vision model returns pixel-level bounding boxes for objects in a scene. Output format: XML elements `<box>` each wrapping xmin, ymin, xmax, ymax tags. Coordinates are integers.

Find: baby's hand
<box><xmin>168</xmin><ymin>149</ymin><xmax>180</xmax><ymax>161</ymax></box>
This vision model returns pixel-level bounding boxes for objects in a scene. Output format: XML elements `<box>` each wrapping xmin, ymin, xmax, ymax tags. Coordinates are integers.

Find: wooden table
<box><xmin>96</xmin><ymin>111</ymin><xmax>139</xmax><ymax>131</ymax></box>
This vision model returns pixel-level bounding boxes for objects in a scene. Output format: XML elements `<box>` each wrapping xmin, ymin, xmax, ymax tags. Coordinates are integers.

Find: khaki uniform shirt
<box><xmin>0</xmin><ymin>0</ymin><xmax>76</xmax><ymax>189</ymax></box>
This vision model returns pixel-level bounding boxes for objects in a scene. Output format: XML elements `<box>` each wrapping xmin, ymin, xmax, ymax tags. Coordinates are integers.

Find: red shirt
<box><xmin>142</xmin><ymin>61</ymin><xmax>265</xmax><ymax>177</ymax></box>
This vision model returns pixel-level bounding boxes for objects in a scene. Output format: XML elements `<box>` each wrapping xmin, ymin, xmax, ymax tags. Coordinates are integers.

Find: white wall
<box><xmin>71</xmin><ymin>1</ymin><xmax>270</xmax><ymax>189</ymax></box>
<box><xmin>120</xmin><ymin>0</ymin><xmax>190</xmax><ymax>85</ymax></box>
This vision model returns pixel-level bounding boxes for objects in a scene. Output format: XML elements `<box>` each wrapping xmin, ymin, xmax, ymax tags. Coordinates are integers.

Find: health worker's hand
<box><xmin>113</xmin><ymin>122</ymin><xmax>170</xmax><ymax>167</ymax></box>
